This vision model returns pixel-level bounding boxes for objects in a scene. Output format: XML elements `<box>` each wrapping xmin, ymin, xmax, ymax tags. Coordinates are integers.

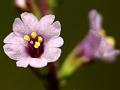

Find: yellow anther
<box><xmin>24</xmin><ymin>35</ymin><xmax>30</xmax><ymax>41</ymax></box>
<box><xmin>31</xmin><ymin>32</ymin><xmax>37</xmax><ymax>39</ymax></box>
<box><xmin>38</xmin><ymin>36</ymin><xmax>43</xmax><ymax>43</ymax></box>
<box><xmin>30</xmin><ymin>40</ymin><xmax>33</xmax><ymax>44</ymax></box>
<box><xmin>106</xmin><ymin>36</ymin><xmax>115</xmax><ymax>46</ymax></box>
<box><xmin>34</xmin><ymin>42</ymin><xmax>40</xmax><ymax>48</ymax></box>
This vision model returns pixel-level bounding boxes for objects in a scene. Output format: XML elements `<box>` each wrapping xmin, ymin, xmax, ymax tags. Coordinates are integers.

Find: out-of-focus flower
<box><xmin>76</xmin><ymin>10</ymin><xmax>120</xmax><ymax>62</ymax></box>
<box><xmin>3</xmin><ymin>12</ymin><xmax>64</xmax><ymax>68</ymax></box>
<box><xmin>59</xmin><ymin>9</ymin><xmax>120</xmax><ymax>79</ymax></box>
<box><xmin>15</xmin><ymin>0</ymin><xmax>27</xmax><ymax>10</ymax></box>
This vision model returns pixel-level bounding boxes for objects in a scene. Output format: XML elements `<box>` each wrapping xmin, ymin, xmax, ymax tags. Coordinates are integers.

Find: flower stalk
<box><xmin>46</xmin><ymin>63</ymin><xmax>59</xmax><ymax>90</ymax></box>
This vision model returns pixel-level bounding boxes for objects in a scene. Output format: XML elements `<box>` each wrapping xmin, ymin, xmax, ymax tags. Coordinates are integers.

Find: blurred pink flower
<box><xmin>76</xmin><ymin>10</ymin><xmax>120</xmax><ymax>62</ymax></box>
<box><xmin>3</xmin><ymin>12</ymin><xmax>64</xmax><ymax>68</ymax></box>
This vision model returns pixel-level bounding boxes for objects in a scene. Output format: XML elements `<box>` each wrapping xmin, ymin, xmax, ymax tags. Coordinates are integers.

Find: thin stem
<box><xmin>46</xmin><ymin>63</ymin><xmax>59</xmax><ymax>90</ymax></box>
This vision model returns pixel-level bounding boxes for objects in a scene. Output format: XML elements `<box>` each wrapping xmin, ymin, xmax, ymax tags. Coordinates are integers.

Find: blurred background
<box><xmin>0</xmin><ymin>0</ymin><xmax>120</xmax><ymax>90</ymax></box>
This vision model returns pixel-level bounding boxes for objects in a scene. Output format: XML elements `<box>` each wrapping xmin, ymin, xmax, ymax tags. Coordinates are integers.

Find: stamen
<box><xmin>24</xmin><ymin>35</ymin><xmax>30</xmax><ymax>41</ymax></box>
<box><xmin>106</xmin><ymin>36</ymin><xmax>115</xmax><ymax>46</ymax></box>
<box><xmin>31</xmin><ymin>32</ymin><xmax>37</xmax><ymax>39</ymax></box>
<box><xmin>38</xmin><ymin>36</ymin><xmax>43</xmax><ymax>43</ymax></box>
<box><xmin>34</xmin><ymin>42</ymin><xmax>40</xmax><ymax>48</ymax></box>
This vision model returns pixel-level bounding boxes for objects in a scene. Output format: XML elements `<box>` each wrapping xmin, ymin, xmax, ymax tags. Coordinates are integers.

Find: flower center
<box><xmin>23</xmin><ymin>32</ymin><xmax>44</xmax><ymax>58</ymax></box>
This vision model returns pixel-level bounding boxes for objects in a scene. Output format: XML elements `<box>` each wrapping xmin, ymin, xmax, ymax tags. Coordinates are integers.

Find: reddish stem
<box><xmin>39</xmin><ymin>0</ymin><xmax>50</xmax><ymax>16</ymax></box>
<box><xmin>47</xmin><ymin>63</ymin><xmax>59</xmax><ymax>90</ymax></box>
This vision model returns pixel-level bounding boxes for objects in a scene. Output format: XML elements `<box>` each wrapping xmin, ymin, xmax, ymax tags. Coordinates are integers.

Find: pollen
<box><xmin>99</xmin><ymin>29</ymin><xmax>106</xmax><ymax>36</ymax></box>
<box><xmin>106</xmin><ymin>36</ymin><xmax>115</xmax><ymax>46</ymax></box>
<box><xmin>31</xmin><ymin>32</ymin><xmax>37</xmax><ymax>39</ymax></box>
<box><xmin>38</xmin><ymin>36</ymin><xmax>43</xmax><ymax>43</ymax></box>
<box><xmin>24</xmin><ymin>35</ymin><xmax>30</xmax><ymax>41</ymax></box>
<box><xmin>34</xmin><ymin>42</ymin><xmax>40</xmax><ymax>48</ymax></box>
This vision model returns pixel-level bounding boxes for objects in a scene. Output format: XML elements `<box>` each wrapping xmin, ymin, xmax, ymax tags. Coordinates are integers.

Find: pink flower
<box><xmin>76</xmin><ymin>10</ymin><xmax>120</xmax><ymax>62</ymax></box>
<box><xmin>3</xmin><ymin>12</ymin><xmax>64</xmax><ymax>68</ymax></box>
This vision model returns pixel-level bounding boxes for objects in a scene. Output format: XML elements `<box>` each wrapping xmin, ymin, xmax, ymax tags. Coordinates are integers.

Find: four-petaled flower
<box><xmin>3</xmin><ymin>12</ymin><xmax>64</xmax><ymax>68</ymax></box>
<box><xmin>76</xmin><ymin>10</ymin><xmax>120</xmax><ymax>62</ymax></box>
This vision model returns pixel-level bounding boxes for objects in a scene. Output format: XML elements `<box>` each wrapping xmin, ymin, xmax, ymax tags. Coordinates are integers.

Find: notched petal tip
<box><xmin>39</xmin><ymin>14</ymin><xmax>55</xmax><ymax>25</ymax></box>
<box><xmin>21</xmin><ymin>12</ymin><xmax>33</xmax><ymax>18</ymax></box>
<box><xmin>43</xmin><ymin>14</ymin><xmax>55</xmax><ymax>21</ymax></box>
<box><xmin>46</xmin><ymin>21</ymin><xmax>61</xmax><ymax>37</ymax></box>
<box><xmin>52</xmin><ymin>21</ymin><xmax>61</xmax><ymax>30</ymax></box>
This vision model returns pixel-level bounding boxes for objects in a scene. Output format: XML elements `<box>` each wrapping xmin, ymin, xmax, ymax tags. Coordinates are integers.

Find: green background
<box><xmin>0</xmin><ymin>0</ymin><xmax>120</xmax><ymax>90</ymax></box>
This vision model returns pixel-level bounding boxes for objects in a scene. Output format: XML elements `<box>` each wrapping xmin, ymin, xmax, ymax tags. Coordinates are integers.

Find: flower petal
<box><xmin>3</xmin><ymin>44</ymin><xmax>28</xmax><ymax>61</ymax></box>
<box><xmin>49</xmin><ymin>21</ymin><xmax>61</xmax><ymax>37</ymax></box>
<box><xmin>89</xmin><ymin>10</ymin><xmax>102</xmax><ymax>31</ymax></box>
<box><xmin>21</xmin><ymin>12</ymin><xmax>38</xmax><ymax>31</ymax></box>
<box><xmin>16</xmin><ymin>59</ymin><xmax>29</xmax><ymax>68</ymax></box>
<box><xmin>37</xmin><ymin>15</ymin><xmax>61</xmax><ymax>39</ymax></box>
<box><xmin>4</xmin><ymin>32</ymin><xmax>24</xmax><ymax>45</ymax></box>
<box><xmin>95</xmin><ymin>37</ymin><xmax>120</xmax><ymax>61</ymax></box>
<box><xmin>13</xmin><ymin>18</ymin><xmax>29</xmax><ymax>36</ymax></box>
<box><xmin>78</xmin><ymin>30</ymin><xmax>101</xmax><ymax>59</ymax></box>
<box><xmin>39</xmin><ymin>14</ymin><xmax>55</xmax><ymax>28</ymax></box>
<box><xmin>46</xmin><ymin>37</ymin><xmax>64</xmax><ymax>48</ymax></box>
<box><xmin>29</xmin><ymin>58</ymin><xmax>47</xmax><ymax>68</ymax></box>
<box><xmin>41</xmin><ymin>21</ymin><xmax>61</xmax><ymax>39</ymax></box>
<box><xmin>102</xmin><ymin>50</ymin><xmax>120</xmax><ymax>61</ymax></box>
<box><xmin>42</xmin><ymin>47</ymin><xmax>61</xmax><ymax>62</ymax></box>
